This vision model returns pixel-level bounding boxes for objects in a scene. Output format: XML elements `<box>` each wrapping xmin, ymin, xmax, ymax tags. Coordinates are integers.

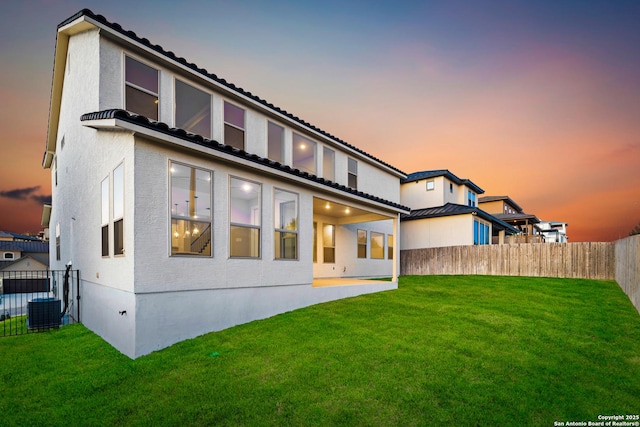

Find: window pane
<box><xmin>113</xmin><ymin>163</ymin><xmax>124</xmax><ymax>219</ymax></box>
<box><xmin>114</xmin><ymin>218</ymin><xmax>124</xmax><ymax>255</ymax></box>
<box><xmin>101</xmin><ymin>177</ymin><xmax>109</xmax><ymax>225</ymax></box>
<box><xmin>387</xmin><ymin>234</ymin><xmax>393</xmax><ymax>259</ymax></box>
<box><xmin>230</xmin><ymin>177</ymin><xmax>260</xmax><ymax>226</ymax></box>
<box><xmin>125</xmin><ymin>86</ymin><xmax>158</xmax><ymax>120</ymax></box>
<box><xmin>275</xmin><ymin>189</ymin><xmax>297</xmax><ymax>230</ymax></box>
<box><xmin>125</xmin><ymin>56</ymin><xmax>158</xmax><ymax>93</ymax></box>
<box><xmin>426</xmin><ymin>180</ymin><xmax>435</xmax><ymax>191</ymax></box>
<box><xmin>230</xmin><ymin>226</ymin><xmax>260</xmax><ymax>257</ymax></box>
<box><xmin>348</xmin><ymin>158</ymin><xmax>357</xmax><ymax>189</ymax></box>
<box><xmin>357</xmin><ymin>229</ymin><xmax>367</xmax><ymax>258</ymax></box>
<box><xmin>323</xmin><ymin>147</ymin><xmax>335</xmax><ymax>181</ymax></box>
<box><xmin>313</xmin><ymin>222</ymin><xmax>318</xmax><ymax>263</ymax></box>
<box><xmin>348</xmin><ymin>173</ymin><xmax>357</xmax><ymax>190</ymax></box>
<box><xmin>101</xmin><ymin>225</ymin><xmax>109</xmax><ymax>257</ymax></box>
<box><xmin>171</xmin><ymin>219</ymin><xmax>211</xmax><ymax>256</ymax></box>
<box><xmin>371</xmin><ymin>232</ymin><xmax>384</xmax><ymax>259</ymax></box>
<box><xmin>171</xmin><ymin>163</ymin><xmax>211</xmax><ymax>220</ymax></box>
<box><xmin>175</xmin><ymin>79</ymin><xmax>211</xmax><ymax>137</ymax></box>
<box><xmin>275</xmin><ymin>231</ymin><xmax>297</xmax><ymax>260</ymax></box>
<box><xmin>348</xmin><ymin>158</ymin><xmax>357</xmax><ymax>174</ymax></box>
<box><xmin>224</xmin><ymin>124</ymin><xmax>244</xmax><ymax>150</ymax></box>
<box><xmin>323</xmin><ymin>247</ymin><xmax>335</xmax><ymax>263</ymax></box>
<box><xmin>224</xmin><ymin>101</ymin><xmax>244</xmax><ymax>128</ymax></box>
<box><xmin>268</xmin><ymin>122</ymin><xmax>284</xmax><ymax>163</ymax></box>
<box><xmin>292</xmin><ymin>133</ymin><xmax>316</xmax><ymax>174</ymax></box>
<box><xmin>323</xmin><ymin>224</ymin><xmax>334</xmax><ymax>247</ymax></box>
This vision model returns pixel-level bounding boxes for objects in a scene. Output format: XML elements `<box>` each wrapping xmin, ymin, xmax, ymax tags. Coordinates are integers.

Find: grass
<box><xmin>1</xmin><ymin>275</ymin><xmax>639</xmax><ymax>426</ymax></box>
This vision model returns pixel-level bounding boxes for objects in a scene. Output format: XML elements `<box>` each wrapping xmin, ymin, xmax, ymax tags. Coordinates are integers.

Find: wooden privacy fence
<box><xmin>401</xmin><ymin>242</ymin><xmax>615</xmax><ymax>279</ymax></box>
<box><xmin>400</xmin><ymin>236</ymin><xmax>640</xmax><ymax>314</ymax></box>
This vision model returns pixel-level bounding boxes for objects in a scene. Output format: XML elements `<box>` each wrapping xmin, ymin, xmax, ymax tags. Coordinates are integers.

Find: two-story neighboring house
<box><xmin>400</xmin><ymin>170</ymin><xmax>518</xmax><ymax>249</ymax></box>
<box><xmin>478</xmin><ymin>196</ymin><xmax>542</xmax><ymax>243</ymax></box>
<box><xmin>42</xmin><ymin>9</ymin><xmax>409</xmax><ymax>358</ymax></box>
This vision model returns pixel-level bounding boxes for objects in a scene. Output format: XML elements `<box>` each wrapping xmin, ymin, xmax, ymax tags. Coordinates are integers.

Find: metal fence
<box><xmin>0</xmin><ymin>268</ymin><xmax>80</xmax><ymax>337</ymax></box>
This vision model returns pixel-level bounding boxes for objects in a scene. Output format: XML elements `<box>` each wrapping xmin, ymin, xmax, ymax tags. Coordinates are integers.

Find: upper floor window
<box><xmin>323</xmin><ymin>147</ymin><xmax>335</xmax><ymax>182</ymax></box>
<box><xmin>449</xmin><ymin>183</ymin><xmax>453</xmax><ymax>193</ymax></box>
<box><xmin>3</xmin><ymin>253</ymin><xmax>14</xmax><ymax>260</ymax></box>
<box><xmin>230</xmin><ymin>177</ymin><xmax>261</xmax><ymax>258</ymax></box>
<box><xmin>268</xmin><ymin>122</ymin><xmax>284</xmax><ymax>163</ymax></box>
<box><xmin>224</xmin><ymin>102</ymin><xmax>245</xmax><ymax>150</ymax></box>
<box><xmin>348</xmin><ymin>158</ymin><xmax>358</xmax><ymax>190</ymax></box>
<box><xmin>292</xmin><ymin>133</ymin><xmax>316</xmax><ymax>175</ymax></box>
<box><xmin>468</xmin><ymin>191</ymin><xmax>477</xmax><ymax>207</ymax></box>
<box><xmin>170</xmin><ymin>162</ymin><xmax>212</xmax><ymax>256</ymax></box>
<box><xmin>274</xmin><ymin>189</ymin><xmax>298</xmax><ymax>260</ymax></box>
<box><xmin>175</xmin><ymin>79</ymin><xmax>211</xmax><ymax>138</ymax></box>
<box><xmin>426</xmin><ymin>180</ymin><xmax>435</xmax><ymax>191</ymax></box>
<box><xmin>125</xmin><ymin>56</ymin><xmax>158</xmax><ymax>120</ymax></box>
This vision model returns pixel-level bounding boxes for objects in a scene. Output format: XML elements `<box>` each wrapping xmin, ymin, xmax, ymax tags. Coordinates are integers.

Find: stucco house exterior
<box><xmin>478</xmin><ymin>196</ymin><xmax>543</xmax><ymax>243</ymax></box>
<box><xmin>43</xmin><ymin>9</ymin><xmax>409</xmax><ymax>358</ymax></box>
<box><xmin>400</xmin><ymin>170</ymin><xmax>517</xmax><ymax>249</ymax></box>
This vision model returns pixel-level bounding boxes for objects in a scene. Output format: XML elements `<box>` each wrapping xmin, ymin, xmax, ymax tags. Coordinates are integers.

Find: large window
<box><xmin>292</xmin><ymin>133</ymin><xmax>316</xmax><ymax>174</ymax></box>
<box><xmin>175</xmin><ymin>79</ymin><xmax>211</xmax><ymax>137</ymax></box>
<box><xmin>387</xmin><ymin>234</ymin><xmax>394</xmax><ymax>259</ymax></box>
<box><xmin>323</xmin><ymin>224</ymin><xmax>335</xmax><ymax>263</ymax></box>
<box><xmin>357</xmin><ymin>229</ymin><xmax>367</xmax><ymax>258</ymax></box>
<box><xmin>101</xmin><ymin>176</ymin><xmax>109</xmax><ymax>257</ymax></box>
<box><xmin>170</xmin><ymin>162</ymin><xmax>212</xmax><ymax>256</ymax></box>
<box><xmin>468</xmin><ymin>191</ymin><xmax>477</xmax><ymax>207</ymax></box>
<box><xmin>323</xmin><ymin>147</ymin><xmax>335</xmax><ymax>182</ymax></box>
<box><xmin>371</xmin><ymin>232</ymin><xmax>384</xmax><ymax>259</ymax></box>
<box><xmin>230</xmin><ymin>177</ymin><xmax>261</xmax><ymax>257</ymax></box>
<box><xmin>348</xmin><ymin>158</ymin><xmax>358</xmax><ymax>190</ymax></box>
<box><xmin>113</xmin><ymin>163</ymin><xmax>125</xmax><ymax>255</ymax></box>
<box><xmin>268</xmin><ymin>122</ymin><xmax>284</xmax><ymax>163</ymax></box>
<box><xmin>274</xmin><ymin>189</ymin><xmax>298</xmax><ymax>260</ymax></box>
<box><xmin>224</xmin><ymin>102</ymin><xmax>245</xmax><ymax>150</ymax></box>
<box><xmin>125</xmin><ymin>56</ymin><xmax>158</xmax><ymax>120</ymax></box>
<box><xmin>474</xmin><ymin>220</ymin><xmax>490</xmax><ymax>245</ymax></box>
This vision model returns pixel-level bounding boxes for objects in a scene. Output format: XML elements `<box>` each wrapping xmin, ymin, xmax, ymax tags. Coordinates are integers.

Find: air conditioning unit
<box><xmin>27</xmin><ymin>298</ymin><xmax>61</xmax><ymax>330</ymax></box>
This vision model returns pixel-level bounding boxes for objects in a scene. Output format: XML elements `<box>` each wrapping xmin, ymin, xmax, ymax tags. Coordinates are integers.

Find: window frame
<box><xmin>174</xmin><ymin>78</ymin><xmax>212</xmax><ymax>138</ymax></box>
<box><xmin>370</xmin><ymin>231</ymin><xmax>384</xmax><ymax>259</ymax></box>
<box><xmin>323</xmin><ymin>147</ymin><xmax>335</xmax><ymax>182</ymax></box>
<box><xmin>357</xmin><ymin>229</ymin><xmax>367</xmax><ymax>259</ymax></box>
<box><xmin>387</xmin><ymin>234</ymin><xmax>394</xmax><ymax>260</ymax></box>
<box><xmin>124</xmin><ymin>55</ymin><xmax>159</xmax><ymax>120</ymax></box>
<box><xmin>426</xmin><ymin>180</ymin><xmax>435</xmax><ymax>191</ymax></box>
<box><xmin>3</xmin><ymin>253</ymin><xmax>14</xmax><ymax>260</ymax></box>
<box><xmin>224</xmin><ymin>101</ymin><xmax>245</xmax><ymax>150</ymax></box>
<box><xmin>229</xmin><ymin>176</ymin><xmax>262</xmax><ymax>258</ymax></box>
<box><xmin>274</xmin><ymin>188</ymin><xmax>299</xmax><ymax>260</ymax></box>
<box><xmin>292</xmin><ymin>133</ymin><xmax>317</xmax><ymax>175</ymax></box>
<box><xmin>348</xmin><ymin>158</ymin><xmax>358</xmax><ymax>190</ymax></box>
<box><xmin>322</xmin><ymin>224</ymin><xmax>335</xmax><ymax>264</ymax></box>
<box><xmin>169</xmin><ymin>161</ymin><xmax>213</xmax><ymax>257</ymax></box>
<box><xmin>113</xmin><ymin>162</ymin><xmax>125</xmax><ymax>256</ymax></box>
<box><xmin>267</xmin><ymin>121</ymin><xmax>285</xmax><ymax>163</ymax></box>
<box><xmin>101</xmin><ymin>175</ymin><xmax>109</xmax><ymax>257</ymax></box>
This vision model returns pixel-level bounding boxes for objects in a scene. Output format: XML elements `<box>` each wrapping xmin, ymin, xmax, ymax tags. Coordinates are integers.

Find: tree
<box><xmin>630</xmin><ymin>222</ymin><xmax>640</xmax><ymax>236</ymax></box>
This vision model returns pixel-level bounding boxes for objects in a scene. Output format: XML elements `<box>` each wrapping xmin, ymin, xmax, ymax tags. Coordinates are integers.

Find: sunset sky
<box><xmin>1</xmin><ymin>0</ymin><xmax>638</xmax><ymax>241</ymax></box>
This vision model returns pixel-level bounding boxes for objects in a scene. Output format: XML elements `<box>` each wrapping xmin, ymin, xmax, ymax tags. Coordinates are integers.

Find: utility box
<box><xmin>27</xmin><ymin>298</ymin><xmax>61</xmax><ymax>330</ymax></box>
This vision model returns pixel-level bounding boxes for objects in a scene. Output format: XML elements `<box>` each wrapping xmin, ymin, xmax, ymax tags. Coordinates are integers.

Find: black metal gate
<box><xmin>1</xmin><ymin>269</ymin><xmax>80</xmax><ymax>337</ymax></box>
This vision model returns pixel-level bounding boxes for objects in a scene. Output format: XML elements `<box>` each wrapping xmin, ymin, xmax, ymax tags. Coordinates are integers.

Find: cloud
<box><xmin>0</xmin><ymin>186</ymin><xmax>41</xmax><ymax>200</ymax></box>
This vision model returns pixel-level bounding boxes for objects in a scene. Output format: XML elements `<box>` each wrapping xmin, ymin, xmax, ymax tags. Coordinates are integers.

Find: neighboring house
<box><xmin>399</xmin><ymin>170</ymin><xmax>518</xmax><ymax>249</ymax></box>
<box><xmin>42</xmin><ymin>10</ymin><xmax>409</xmax><ymax>358</ymax></box>
<box><xmin>537</xmin><ymin>221</ymin><xmax>569</xmax><ymax>243</ymax></box>
<box><xmin>0</xmin><ymin>233</ymin><xmax>49</xmax><ymax>295</ymax></box>
<box><xmin>478</xmin><ymin>196</ymin><xmax>542</xmax><ymax>243</ymax></box>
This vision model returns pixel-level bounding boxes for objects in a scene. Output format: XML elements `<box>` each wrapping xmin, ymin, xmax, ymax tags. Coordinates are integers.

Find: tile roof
<box><xmin>81</xmin><ymin>109</ymin><xmax>410</xmax><ymax>213</ymax></box>
<box><xmin>62</xmin><ymin>9</ymin><xmax>405</xmax><ymax>177</ymax></box>
<box><xmin>401</xmin><ymin>203</ymin><xmax>519</xmax><ymax>233</ymax></box>
<box><xmin>402</xmin><ymin>170</ymin><xmax>484</xmax><ymax>194</ymax></box>
<box><xmin>0</xmin><ymin>241</ymin><xmax>49</xmax><ymax>253</ymax></box>
<box><xmin>0</xmin><ymin>231</ymin><xmax>41</xmax><ymax>241</ymax></box>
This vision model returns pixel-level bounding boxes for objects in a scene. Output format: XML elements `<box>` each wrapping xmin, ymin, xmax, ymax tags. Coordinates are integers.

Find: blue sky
<box><xmin>1</xmin><ymin>0</ymin><xmax>639</xmax><ymax>240</ymax></box>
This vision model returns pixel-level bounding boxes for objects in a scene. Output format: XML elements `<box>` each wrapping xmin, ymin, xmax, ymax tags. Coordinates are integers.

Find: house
<box><xmin>42</xmin><ymin>9</ymin><xmax>409</xmax><ymax>358</ymax></box>
<box><xmin>478</xmin><ymin>196</ymin><xmax>543</xmax><ymax>243</ymax></box>
<box><xmin>399</xmin><ymin>170</ymin><xmax>518</xmax><ymax>249</ymax></box>
<box><xmin>0</xmin><ymin>232</ymin><xmax>49</xmax><ymax>295</ymax></box>
<box><xmin>537</xmin><ymin>221</ymin><xmax>569</xmax><ymax>243</ymax></box>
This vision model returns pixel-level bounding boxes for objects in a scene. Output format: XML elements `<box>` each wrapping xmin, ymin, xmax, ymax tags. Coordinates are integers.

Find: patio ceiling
<box><xmin>313</xmin><ymin>197</ymin><xmax>390</xmax><ymax>224</ymax></box>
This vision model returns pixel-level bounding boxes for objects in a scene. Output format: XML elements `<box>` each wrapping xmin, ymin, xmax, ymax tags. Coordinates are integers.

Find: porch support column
<box><xmin>393</xmin><ymin>213</ymin><xmax>399</xmax><ymax>282</ymax></box>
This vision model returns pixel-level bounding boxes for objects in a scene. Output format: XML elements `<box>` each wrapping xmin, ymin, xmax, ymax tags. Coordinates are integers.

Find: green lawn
<box><xmin>1</xmin><ymin>275</ymin><xmax>639</xmax><ymax>426</ymax></box>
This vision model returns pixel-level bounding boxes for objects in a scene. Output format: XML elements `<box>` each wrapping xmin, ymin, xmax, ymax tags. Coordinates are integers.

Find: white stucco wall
<box><xmin>401</xmin><ymin>215</ymin><xmax>475</xmax><ymax>249</ymax></box>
